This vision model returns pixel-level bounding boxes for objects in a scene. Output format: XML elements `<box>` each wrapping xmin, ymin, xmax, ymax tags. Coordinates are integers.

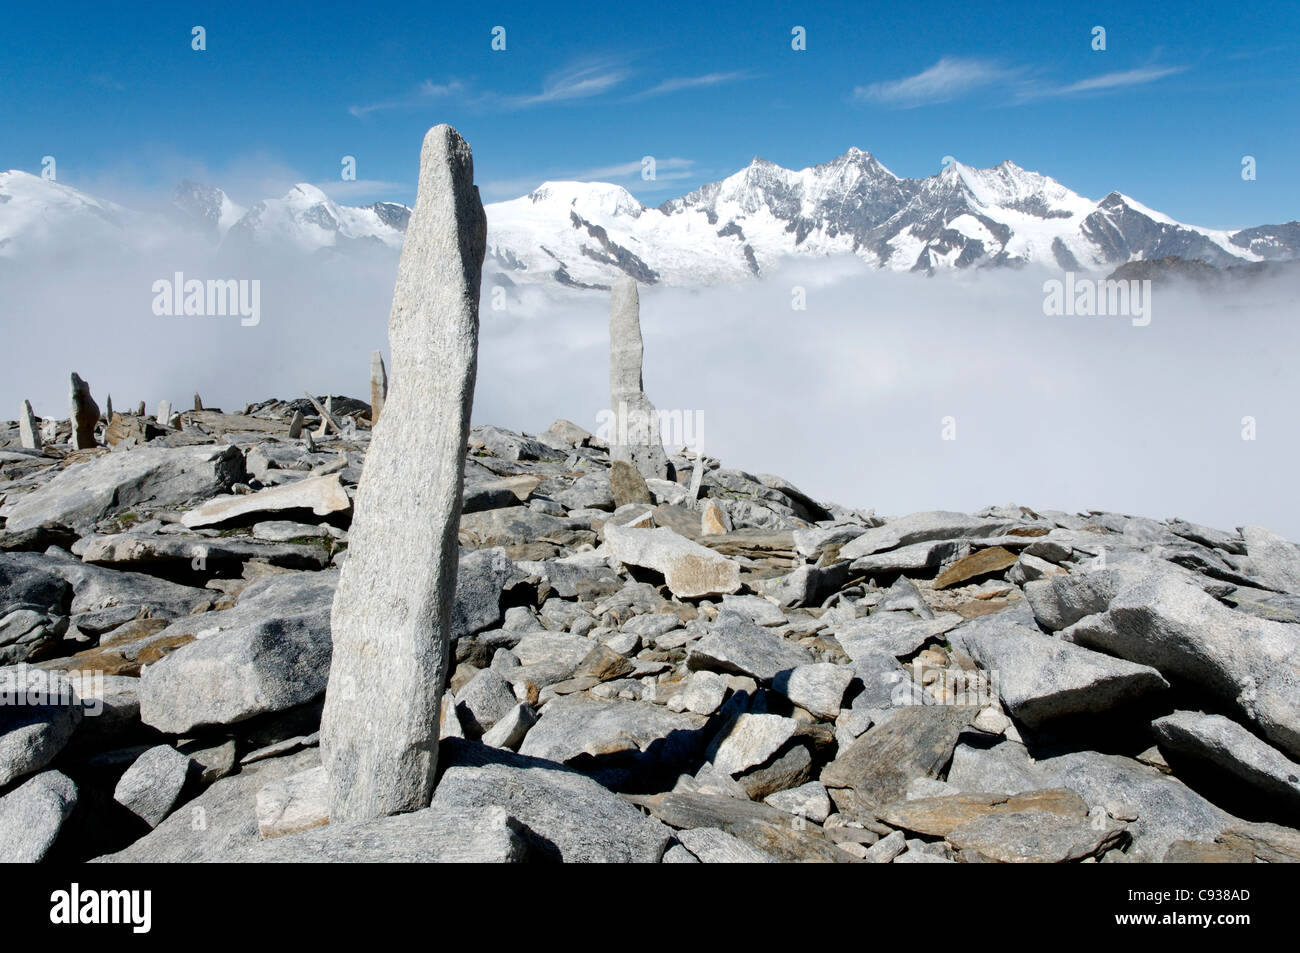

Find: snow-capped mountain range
<box><xmin>2</xmin><ymin>149</ymin><xmax>1297</xmax><ymax>286</ymax></box>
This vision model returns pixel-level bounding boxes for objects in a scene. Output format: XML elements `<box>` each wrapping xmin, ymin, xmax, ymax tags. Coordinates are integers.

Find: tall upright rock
<box><xmin>321</xmin><ymin>125</ymin><xmax>487</xmax><ymax>823</ymax></box>
<box><xmin>609</xmin><ymin>278</ymin><xmax>669</xmax><ymax>480</ymax></box>
<box><xmin>370</xmin><ymin>351</ymin><xmax>388</xmax><ymax>426</ymax></box>
<box><xmin>69</xmin><ymin>373</ymin><xmax>99</xmax><ymax>449</ymax></box>
<box><xmin>19</xmin><ymin>400</ymin><xmax>41</xmax><ymax>450</ymax></box>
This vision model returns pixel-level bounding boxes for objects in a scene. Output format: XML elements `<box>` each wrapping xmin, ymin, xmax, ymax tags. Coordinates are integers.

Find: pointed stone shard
<box><xmin>370</xmin><ymin>351</ymin><xmax>388</xmax><ymax>426</ymax></box>
<box><xmin>104</xmin><ymin>394</ymin><xmax>113</xmax><ymax>421</ymax></box>
<box><xmin>316</xmin><ymin>397</ymin><xmax>333</xmax><ymax>438</ymax></box>
<box><xmin>321</xmin><ymin>124</ymin><xmax>487</xmax><ymax>823</ymax></box>
<box><xmin>19</xmin><ymin>401</ymin><xmax>41</xmax><ymax>450</ymax></box>
<box><xmin>304</xmin><ymin>393</ymin><xmax>342</xmax><ymax>437</ymax></box>
<box><xmin>287</xmin><ymin>410</ymin><xmax>304</xmax><ymax>439</ymax></box>
<box><xmin>69</xmin><ymin>373</ymin><xmax>99</xmax><ymax>449</ymax></box>
<box><xmin>193</xmin><ymin>393</ymin><xmax>203</xmax><ymax>412</ymax></box>
<box><xmin>609</xmin><ymin>278</ymin><xmax>669</xmax><ymax>480</ymax></box>
<box><xmin>135</xmin><ymin>401</ymin><xmax>146</xmax><ymax>417</ymax></box>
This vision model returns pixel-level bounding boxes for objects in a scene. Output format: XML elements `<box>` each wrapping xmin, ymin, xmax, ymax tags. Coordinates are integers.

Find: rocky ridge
<box><xmin>2</xmin><ymin>395</ymin><xmax>1299</xmax><ymax>863</ymax></box>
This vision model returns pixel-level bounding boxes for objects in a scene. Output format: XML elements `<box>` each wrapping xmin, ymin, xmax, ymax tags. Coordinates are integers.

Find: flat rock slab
<box><xmin>604</xmin><ymin>522</ymin><xmax>741</xmax><ymax>599</ymax></box>
<box><xmin>877</xmin><ymin>788</ymin><xmax>1089</xmax><ymax>838</ymax></box>
<box><xmin>77</xmin><ymin>532</ymin><xmax>331</xmax><ymax>571</ymax></box>
<box><xmin>839</xmin><ymin>512</ymin><xmax>1025</xmax><ymax>560</ymax></box>
<box><xmin>675</xmin><ymin>827</ymin><xmax>779</xmax><ymax>863</ymax></box>
<box><xmin>3</xmin><ymin>549</ymin><xmax>211</xmax><ymax>621</ymax></box>
<box><xmin>460</xmin><ymin>506</ymin><xmax>591</xmax><ymax>549</ymax></box>
<box><xmin>235</xmin><ymin>804</ymin><xmax>527</xmax><ymax>862</ymax></box>
<box><xmin>949</xmin><ymin>610</ymin><xmax>1168</xmax><ymax>726</ymax></box>
<box><xmin>851</xmin><ymin>540</ymin><xmax>961</xmax><ymax>575</ymax></box>
<box><xmin>431</xmin><ymin>739</ymin><xmax>673</xmax><ymax>862</ymax></box>
<box><xmin>1216</xmin><ymin>820</ymin><xmax>1300</xmax><ymax>863</ymax></box>
<box><xmin>946</xmin><ymin>809</ymin><xmax>1124</xmax><ymax>862</ymax></box>
<box><xmin>948</xmin><ymin>742</ymin><xmax>1233</xmax><ymax>862</ymax></box>
<box><xmin>96</xmin><ymin>748</ymin><xmax>322</xmax><ymax>861</ymax></box>
<box><xmin>933</xmin><ymin>547</ymin><xmax>1019</xmax><ymax>589</ymax></box>
<box><xmin>255</xmin><ymin>765</ymin><xmax>330</xmax><ymax>839</ymax></box>
<box><xmin>1</xmin><ymin>445</ymin><xmax>244</xmax><ymax>533</ymax></box>
<box><xmin>138</xmin><ymin>572</ymin><xmax>337</xmax><ymax>733</ymax></box>
<box><xmin>181</xmin><ymin>473</ymin><xmax>351</xmax><ymax>528</ymax></box>
<box><xmin>628</xmin><ymin>791</ymin><xmax>849</xmax><ymax>863</ymax></box>
<box><xmin>821</xmin><ymin>705</ymin><xmax>978</xmax><ymax>809</ymax></box>
<box><xmin>1063</xmin><ymin>570</ymin><xmax>1300</xmax><ymax>760</ymax></box>
<box><xmin>517</xmin><ymin>695</ymin><xmax>707</xmax><ymax>766</ymax></box>
<box><xmin>1242</xmin><ymin>525</ymin><xmax>1300</xmax><ymax>593</ymax></box>
<box><xmin>0</xmin><ymin>769</ymin><xmax>78</xmax><ymax>862</ymax></box>
<box><xmin>835</xmin><ymin>611</ymin><xmax>962</xmax><ymax>660</ymax></box>
<box><xmin>1152</xmin><ymin>710</ymin><xmax>1300</xmax><ymax>810</ymax></box>
<box><xmin>687</xmin><ymin>611</ymin><xmax>812</xmax><ymax>683</ymax></box>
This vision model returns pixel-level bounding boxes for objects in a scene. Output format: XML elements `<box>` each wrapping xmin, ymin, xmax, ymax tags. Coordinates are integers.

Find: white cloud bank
<box><xmin>3</xmin><ymin>247</ymin><xmax>1298</xmax><ymax>538</ymax></box>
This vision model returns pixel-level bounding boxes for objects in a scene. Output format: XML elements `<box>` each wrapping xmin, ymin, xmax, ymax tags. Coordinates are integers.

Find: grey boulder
<box><xmin>1</xmin><ymin>445</ymin><xmax>244</xmax><ymax>533</ymax></box>
<box><xmin>0</xmin><ymin>769</ymin><xmax>78</xmax><ymax>862</ymax></box>
<box><xmin>138</xmin><ymin>572</ymin><xmax>337</xmax><ymax>732</ymax></box>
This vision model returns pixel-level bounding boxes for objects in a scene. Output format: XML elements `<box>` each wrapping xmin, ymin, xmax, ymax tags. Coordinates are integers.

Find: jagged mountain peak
<box><xmin>1</xmin><ymin>149</ymin><xmax>1296</xmax><ymax>281</ymax></box>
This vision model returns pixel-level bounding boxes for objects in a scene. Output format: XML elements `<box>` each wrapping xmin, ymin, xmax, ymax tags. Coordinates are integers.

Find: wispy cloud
<box><xmin>631</xmin><ymin>71</ymin><xmax>751</xmax><ymax>99</ymax></box>
<box><xmin>856</xmin><ymin>57</ymin><xmax>1187</xmax><ymax>109</ymax></box>
<box><xmin>1021</xmin><ymin>65</ymin><xmax>1187</xmax><ymax>100</ymax></box>
<box><xmin>853</xmin><ymin>57</ymin><xmax>1018</xmax><ymax>107</ymax></box>
<box><xmin>87</xmin><ymin>73</ymin><xmax>126</xmax><ymax>92</ymax></box>
<box><xmin>505</xmin><ymin>61</ymin><xmax>631</xmax><ymax>108</ymax></box>
<box><xmin>349</xmin><ymin>80</ymin><xmax>465</xmax><ymax>118</ymax></box>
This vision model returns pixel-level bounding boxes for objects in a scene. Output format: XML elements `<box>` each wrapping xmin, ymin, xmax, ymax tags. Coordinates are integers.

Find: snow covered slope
<box><xmin>2</xmin><ymin>150</ymin><xmax>1296</xmax><ymax>286</ymax></box>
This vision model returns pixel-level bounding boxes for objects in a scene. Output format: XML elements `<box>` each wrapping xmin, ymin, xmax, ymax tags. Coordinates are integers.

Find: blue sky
<box><xmin>1</xmin><ymin>0</ymin><xmax>1296</xmax><ymax>227</ymax></box>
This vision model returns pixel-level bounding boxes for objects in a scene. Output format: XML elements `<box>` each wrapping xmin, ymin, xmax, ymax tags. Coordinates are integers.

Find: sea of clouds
<box><xmin>3</xmin><ymin>242</ymin><xmax>1298</xmax><ymax>538</ymax></box>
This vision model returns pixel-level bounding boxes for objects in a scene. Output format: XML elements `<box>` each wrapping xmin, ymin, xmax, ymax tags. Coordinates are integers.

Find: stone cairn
<box><xmin>609</xmin><ymin>277</ymin><xmax>669</xmax><ymax>481</ymax></box>
<box><xmin>370</xmin><ymin>351</ymin><xmax>388</xmax><ymax>426</ymax></box>
<box><xmin>320</xmin><ymin>124</ymin><xmax>487</xmax><ymax>822</ymax></box>
<box><xmin>69</xmin><ymin>373</ymin><xmax>99</xmax><ymax>450</ymax></box>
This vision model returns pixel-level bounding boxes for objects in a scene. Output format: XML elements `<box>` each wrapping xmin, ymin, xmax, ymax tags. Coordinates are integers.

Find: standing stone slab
<box><xmin>370</xmin><ymin>350</ymin><xmax>388</xmax><ymax>426</ymax></box>
<box><xmin>321</xmin><ymin>124</ymin><xmax>487</xmax><ymax>823</ymax></box>
<box><xmin>608</xmin><ymin>278</ymin><xmax>669</xmax><ymax>480</ymax></box>
<box><xmin>69</xmin><ymin>373</ymin><xmax>99</xmax><ymax>449</ymax></box>
<box><xmin>156</xmin><ymin>400</ymin><xmax>171</xmax><ymax>427</ymax></box>
<box><xmin>19</xmin><ymin>400</ymin><xmax>41</xmax><ymax>450</ymax></box>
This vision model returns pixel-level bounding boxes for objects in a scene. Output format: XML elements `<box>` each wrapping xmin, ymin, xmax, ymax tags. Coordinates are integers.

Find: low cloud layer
<box><xmin>4</xmin><ymin>246</ymin><xmax>1298</xmax><ymax>538</ymax></box>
